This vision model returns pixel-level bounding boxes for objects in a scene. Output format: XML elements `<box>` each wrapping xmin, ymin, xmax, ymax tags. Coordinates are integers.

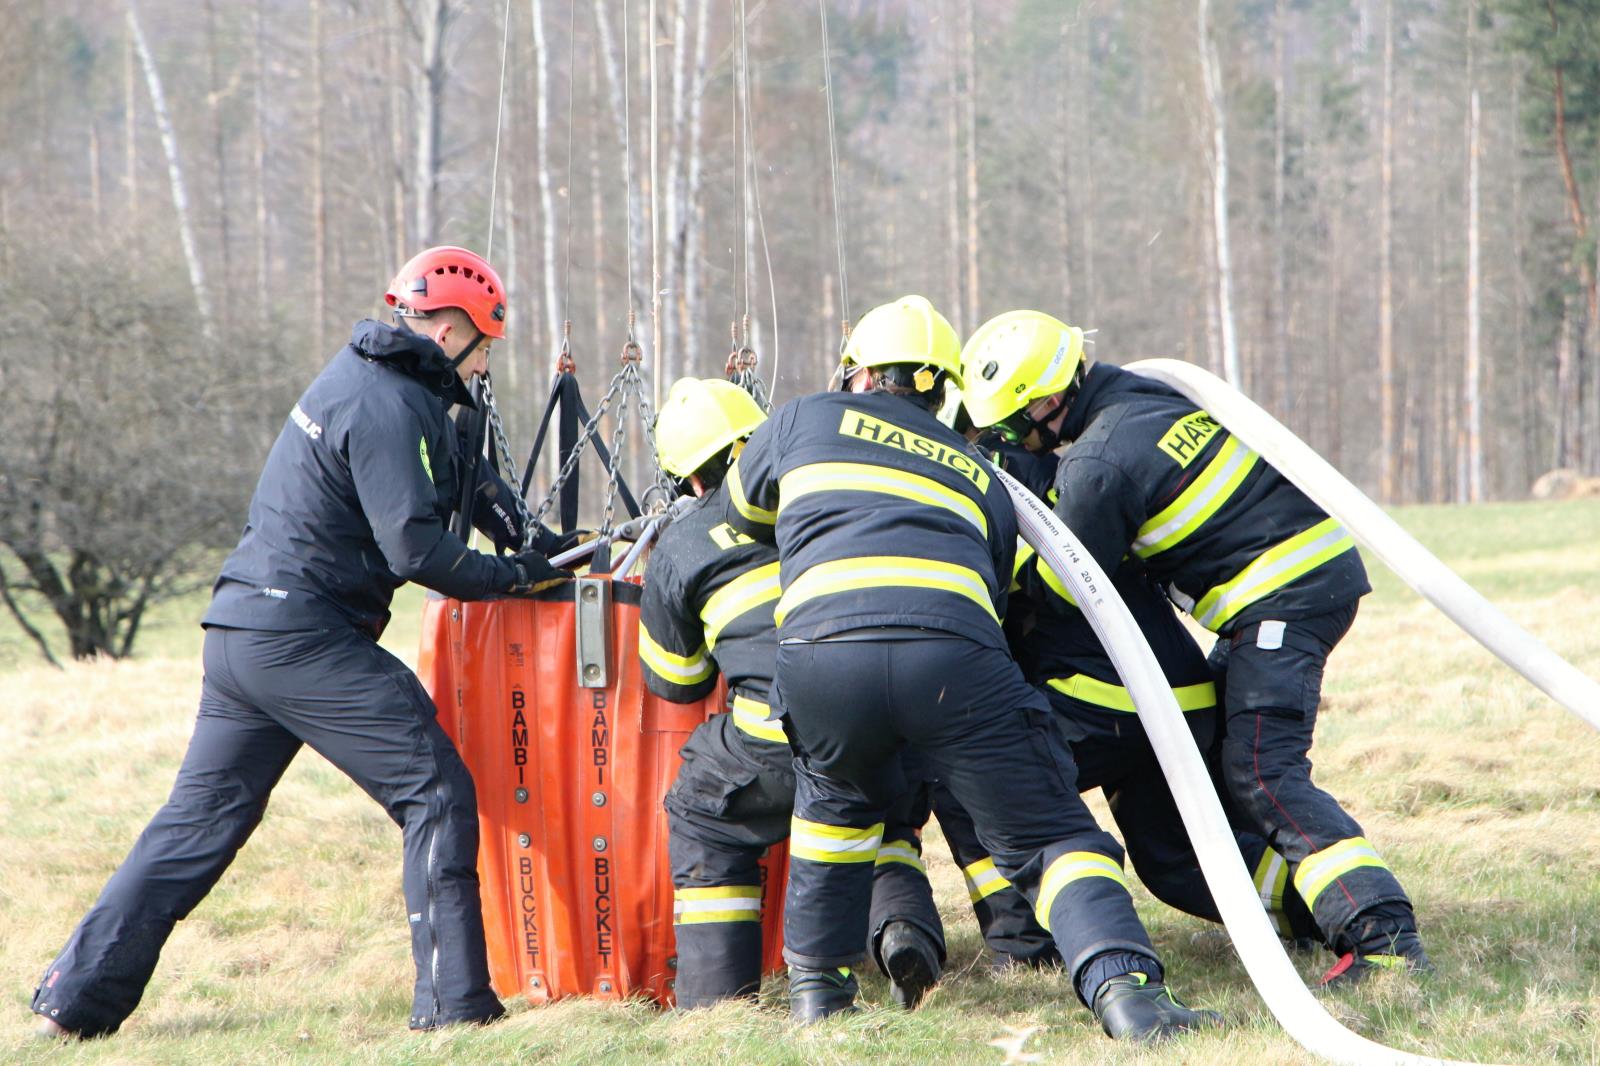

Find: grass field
<box><xmin>3</xmin><ymin>499</ymin><xmax>1599</xmax><ymax>1064</ymax></box>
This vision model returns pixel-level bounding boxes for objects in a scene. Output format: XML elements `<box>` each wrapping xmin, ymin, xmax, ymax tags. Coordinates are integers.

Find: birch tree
<box><xmin>1198</xmin><ymin>0</ymin><xmax>1240</xmax><ymax>385</ymax></box>
<box><xmin>127</xmin><ymin>0</ymin><xmax>215</xmax><ymax>341</ymax></box>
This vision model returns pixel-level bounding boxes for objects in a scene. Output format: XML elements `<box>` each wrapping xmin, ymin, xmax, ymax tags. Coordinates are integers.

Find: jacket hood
<box><xmin>349</xmin><ymin>318</ymin><xmax>477</xmax><ymax>409</ymax></box>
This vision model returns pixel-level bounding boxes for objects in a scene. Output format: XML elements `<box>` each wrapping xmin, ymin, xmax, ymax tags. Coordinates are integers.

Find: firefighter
<box><xmin>959</xmin><ymin>309</ymin><xmax>1429</xmax><ymax>984</ymax></box>
<box><xmin>31</xmin><ymin>247</ymin><xmax>572</xmax><ymax>1039</ymax></box>
<box><xmin>640</xmin><ymin>378</ymin><xmax>945</xmax><ymax>1011</ymax></box>
<box><xmin>723</xmin><ymin>296</ymin><xmax>1222</xmax><ymax>1039</ymax></box>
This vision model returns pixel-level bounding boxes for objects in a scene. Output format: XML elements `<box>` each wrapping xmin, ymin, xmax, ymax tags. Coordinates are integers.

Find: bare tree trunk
<box><xmin>946</xmin><ymin>0</ymin><xmax>963</xmax><ymax>331</ymax></box>
<box><xmin>596</xmin><ymin>0</ymin><xmax>652</xmax><ymax>319</ymax></box>
<box><xmin>387</xmin><ymin>0</ymin><xmax>408</xmax><ymax>264</ymax></box>
<box><xmin>530</xmin><ymin>0</ymin><xmax>563</xmax><ymax>362</ymax></box>
<box><xmin>204</xmin><ymin>0</ymin><xmax>231</xmax><ymax>320</ymax></box>
<box><xmin>310</xmin><ymin>0</ymin><xmax>326</xmax><ymax>353</ymax></box>
<box><xmin>1512</xmin><ymin>64</ymin><xmax>1532</xmax><ymax>492</ymax></box>
<box><xmin>589</xmin><ymin>46</ymin><xmax>608</xmax><ymax>346</ymax></box>
<box><xmin>1378</xmin><ymin>0</ymin><xmax>1398</xmax><ymax>502</ymax></box>
<box><xmin>1465</xmin><ymin>0</ymin><xmax>1483</xmax><ymax>500</ymax></box>
<box><xmin>253</xmin><ymin>0</ymin><xmax>270</xmax><ymax>333</ymax></box>
<box><xmin>661</xmin><ymin>0</ymin><xmax>691</xmax><ymax>379</ymax></box>
<box><xmin>680</xmin><ymin>0</ymin><xmax>712</xmax><ymax>372</ymax></box>
<box><xmin>1272</xmin><ymin>0</ymin><xmax>1289</xmax><ymax>416</ymax></box>
<box><xmin>413</xmin><ymin>0</ymin><xmax>450</xmax><ymax>247</ymax></box>
<box><xmin>1545</xmin><ymin>0</ymin><xmax>1594</xmax><ymax>470</ymax></box>
<box><xmin>962</xmin><ymin>0</ymin><xmax>980</xmax><ymax>325</ymax></box>
<box><xmin>1057</xmin><ymin>13</ymin><xmax>1074</xmax><ymax>313</ymax></box>
<box><xmin>1557</xmin><ymin>291</ymin><xmax>1575</xmax><ymax>468</ymax></box>
<box><xmin>1079</xmin><ymin>16</ymin><xmax>1096</xmax><ymax>322</ymax></box>
<box><xmin>125</xmin><ymin>27</ymin><xmax>138</xmax><ymax>219</ymax></box>
<box><xmin>88</xmin><ymin>121</ymin><xmax>102</xmax><ymax>226</ymax></box>
<box><xmin>127</xmin><ymin>0</ymin><xmax>214</xmax><ymax>341</ymax></box>
<box><xmin>1199</xmin><ymin>0</ymin><xmax>1241</xmax><ymax>386</ymax></box>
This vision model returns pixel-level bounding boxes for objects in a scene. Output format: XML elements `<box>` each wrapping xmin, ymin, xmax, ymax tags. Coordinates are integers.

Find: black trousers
<box><xmin>1210</xmin><ymin>603</ymin><xmax>1414</xmax><ymax>948</ymax></box>
<box><xmin>31</xmin><ymin>625</ymin><xmax>501</xmax><ymax>1036</ymax></box>
<box><xmin>665</xmin><ymin>712</ymin><xmax>942</xmax><ymax>1007</ymax></box>
<box><xmin>777</xmin><ymin>633</ymin><xmax>1159</xmax><ymax>1005</ymax></box>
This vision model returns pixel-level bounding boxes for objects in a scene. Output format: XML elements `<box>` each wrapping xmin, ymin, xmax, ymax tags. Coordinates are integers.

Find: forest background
<box><xmin>2</xmin><ymin>0</ymin><xmax>1598</xmax><ymax>662</ymax></box>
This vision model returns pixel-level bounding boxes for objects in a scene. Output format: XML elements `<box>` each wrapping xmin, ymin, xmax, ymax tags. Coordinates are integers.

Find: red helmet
<box><xmin>384</xmin><ymin>246</ymin><xmax>507</xmax><ymax>340</ymax></box>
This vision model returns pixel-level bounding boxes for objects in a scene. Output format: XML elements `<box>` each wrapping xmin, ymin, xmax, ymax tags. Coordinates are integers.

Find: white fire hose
<box><xmin>997</xmin><ymin>465</ymin><xmax>1497</xmax><ymax>1066</ymax></box>
<box><xmin>1125</xmin><ymin>358</ymin><xmax>1600</xmax><ymax>732</ymax></box>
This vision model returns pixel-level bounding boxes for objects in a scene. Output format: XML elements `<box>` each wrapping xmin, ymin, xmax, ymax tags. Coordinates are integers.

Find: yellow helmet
<box><xmin>654</xmin><ymin>377</ymin><xmax>768</xmax><ymax>478</ymax></box>
<box><xmin>841</xmin><ymin>295</ymin><xmax>963</xmax><ymax>392</ymax></box>
<box><xmin>959</xmin><ymin>310</ymin><xmax>1085</xmax><ymax>428</ymax></box>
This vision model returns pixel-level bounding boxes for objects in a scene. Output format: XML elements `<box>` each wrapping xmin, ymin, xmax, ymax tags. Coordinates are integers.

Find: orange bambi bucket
<box><xmin>418</xmin><ymin>578</ymin><xmax>789</xmax><ymax>1006</ymax></box>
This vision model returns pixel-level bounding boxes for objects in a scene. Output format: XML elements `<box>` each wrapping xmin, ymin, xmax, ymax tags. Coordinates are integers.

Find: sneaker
<box><xmin>789</xmin><ymin>966</ymin><xmax>860</xmax><ymax>1022</ymax></box>
<box><xmin>1092</xmin><ymin>973</ymin><xmax>1224</xmax><ymax>1042</ymax></box>
<box><xmin>879</xmin><ymin>921</ymin><xmax>941</xmax><ymax>1010</ymax></box>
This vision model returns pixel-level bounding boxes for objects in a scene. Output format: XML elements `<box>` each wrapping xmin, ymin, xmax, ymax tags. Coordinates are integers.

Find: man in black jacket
<box><xmin>32</xmin><ymin>246</ymin><xmax>569</xmax><ymax>1039</ymax></box>
<box><xmin>959</xmin><ymin>309</ymin><xmax>1427</xmax><ymax>986</ymax></box>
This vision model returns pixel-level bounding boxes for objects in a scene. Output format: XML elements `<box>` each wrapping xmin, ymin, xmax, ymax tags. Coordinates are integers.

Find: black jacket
<box><xmin>1052</xmin><ymin>363</ymin><xmax>1367</xmax><ymax>634</ymax></box>
<box><xmin>725</xmin><ymin>389</ymin><xmax>1016</xmax><ymax>651</ymax></box>
<box><xmin>638</xmin><ymin>487</ymin><xmax>781</xmax><ymax>710</ymax></box>
<box><xmin>204</xmin><ymin>319</ymin><xmax>524</xmax><ymax>636</ymax></box>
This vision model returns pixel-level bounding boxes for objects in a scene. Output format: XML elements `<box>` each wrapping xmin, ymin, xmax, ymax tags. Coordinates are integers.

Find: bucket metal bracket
<box><xmin>575</xmin><ymin>577</ymin><xmax>611</xmax><ymax>688</ymax></box>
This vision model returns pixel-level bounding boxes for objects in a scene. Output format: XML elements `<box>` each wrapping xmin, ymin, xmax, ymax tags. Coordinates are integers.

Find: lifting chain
<box><xmin>724</xmin><ymin>315</ymin><xmax>771</xmax><ymax>411</ymax></box>
<box><xmin>479</xmin><ymin>371</ymin><xmax>538</xmax><ymax>550</ymax></box>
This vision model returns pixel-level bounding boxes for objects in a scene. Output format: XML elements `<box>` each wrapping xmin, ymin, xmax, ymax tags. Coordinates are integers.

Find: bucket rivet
<box><xmin>598</xmin><ymin>980</ymin><xmax>613</xmax><ymax>993</ymax></box>
<box><xmin>515</xmin><ymin>788</ymin><xmax>529</xmax><ymax>803</ymax></box>
<box><xmin>584</xmin><ymin>664</ymin><xmax>601</xmax><ymax>681</ymax></box>
<box><xmin>582</xmin><ymin>585</ymin><xmax>599</xmax><ymax>602</ymax></box>
<box><xmin>518</xmin><ymin>833</ymin><xmax>531</xmax><ymax>848</ymax></box>
<box><xmin>666</xmin><ymin>956</ymin><xmax>677</xmax><ymax>970</ymax></box>
<box><xmin>593</xmin><ymin>836</ymin><xmax>608</xmax><ymax>852</ymax></box>
<box><xmin>592</xmin><ymin>791</ymin><xmax>607</xmax><ymax>807</ymax></box>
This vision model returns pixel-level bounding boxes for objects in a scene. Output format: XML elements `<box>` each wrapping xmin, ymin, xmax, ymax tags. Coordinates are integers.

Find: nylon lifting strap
<box><xmin>451</xmin><ymin>379</ymin><xmax>491</xmax><ymax>540</ymax></box>
<box><xmin>520</xmin><ymin>367</ymin><xmax>642</xmax><ymax>532</ymax></box>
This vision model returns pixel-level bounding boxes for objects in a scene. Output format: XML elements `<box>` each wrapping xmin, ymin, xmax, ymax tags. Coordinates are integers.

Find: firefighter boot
<box><xmin>1320</xmin><ymin>930</ymin><xmax>1433</xmax><ymax>989</ymax></box>
<box><xmin>879</xmin><ymin>921</ymin><xmax>941</xmax><ymax>1010</ymax></box>
<box><xmin>672</xmin><ymin>920</ymin><xmax>763</xmax><ymax>1009</ymax></box>
<box><xmin>1092</xmin><ymin>974</ymin><xmax>1224</xmax><ymax>1042</ymax></box>
<box><xmin>788</xmin><ymin>966</ymin><xmax>860</xmax><ymax>1022</ymax></box>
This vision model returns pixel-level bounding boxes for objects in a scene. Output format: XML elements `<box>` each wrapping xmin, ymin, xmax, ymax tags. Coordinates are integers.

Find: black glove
<box><xmin>506</xmin><ymin>550</ymin><xmax>574</xmax><ymax>595</ymax></box>
<box><xmin>530</xmin><ymin>522</ymin><xmax>590</xmax><ymax>557</ymax></box>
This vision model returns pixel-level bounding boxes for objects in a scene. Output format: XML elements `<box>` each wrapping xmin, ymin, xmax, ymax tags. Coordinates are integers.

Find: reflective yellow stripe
<box><xmin>701</xmin><ymin>562</ymin><xmax>782</xmax><ymax>649</ymax></box>
<box><xmin>731</xmin><ymin>695</ymin><xmax>787</xmax><ymax>744</ymax></box>
<box><xmin>1036</xmin><ymin>557</ymin><xmax>1080</xmax><ymax>608</ymax></box>
<box><xmin>1293</xmin><ymin>836</ymin><xmax>1390</xmax><ymax>911</ymax></box>
<box><xmin>1254</xmin><ymin>849</ymin><xmax>1290</xmax><ymax>935</ymax></box>
<box><xmin>962</xmin><ymin>856</ymin><xmax>1012</xmax><ymax>903</ymax></box>
<box><xmin>875</xmin><ymin>839</ymin><xmax>926</xmax><ymax>873</ymax></box>
<box><xmin>674</xmin><ymin>885</ymin><xmax>763</xmax><ymax>925</ymax></box>
<box><xmin>637</xmin><ymin>625</ymin><xmax>714</xmax><ymax>685</ymax></box>
<box><xmin>1045</xmin><ymin>674</ymin><xmax>1216</xmax><ymax>714</ymax></box>
<box><xmin>1133</xmin><ymin>434</ymin><xmax>1259</xmax><ymax>559</ymax></box>
<box><xmin>1010</xmin><ymin>541</ymin><xmax>1036</xmax><ymax>593</ymax></box>
<box><xmin>726</xmin><ymin>462</ymin><xmax>776</xmax><ymax>525</ymax></box>
<box><xmin>1035</xmin><ymin>851</ymin><xmax>1129</xmax><ymax>933</ymax></box>
<box><xmin>778</xmin><ymin>462</ymin><xmax>988</xmax><ymax>538</ymax></box>
<box><xmin>1193</xmin><ymin>518</ymin><xmax>1356</xmax><ymax>631</ymax></box>
<box><xmin>775</xmin><ymin>556</ymin><xmax>997</xmax><ymax>626</ymax></box>
<box><xmin>789</xmin><ymin>817</ymin><xmax>883</xmax><ymax>864</ymax></box>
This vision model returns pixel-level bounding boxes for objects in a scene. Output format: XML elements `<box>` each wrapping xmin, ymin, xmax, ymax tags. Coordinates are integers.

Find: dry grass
<box><xmin>3</xmin><ymin>499</ymin><xmax>1600</xmax><ymax>1063</ymax></box>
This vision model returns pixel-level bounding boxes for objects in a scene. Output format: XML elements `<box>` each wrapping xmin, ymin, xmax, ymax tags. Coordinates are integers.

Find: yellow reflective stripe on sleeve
<box><xmin>776</xmin><ymin>556</ymin><xmax>998</xmax><ymax>626</ymax></box>
<box><xmin>875</xmin><ymin>839</ymin><xmax>926</xmax><ymax>872</ymax></box>
<box><xmin>1133</xmin><ymin>434</ymin><xmax>1259</xmax><ymax>559</ymax></box>
<box><xmin>727</xmin><ymin>462</ymin><xmax>776</xmax><ymax>525</ymax></box>
<box><xmin>962</xmin><ymin>856</ymin><xmax>1012</xmax><ymax>903</ymax></box>
<box><xmin>730</xmin><ymin>695</ymin><xmax>787</xmax><ymax>744</ymax></box>
<box><xmin>1045</xmin><ymin>674</ymin><xmax>1216</xmax><ymax>714</ymax></box>
<box><xmin>637</xmin><ymin>625</ymin><xmax>715</xmax><ymax>686</ymax></box>
<box><xmin>790</xmin><ymin>817</ymin><xmax>883</xmax><ymax>864</ymax></box>
<box><xmin>1036</xmin><ymin>556</ymin><xmax>1080</xmax><ymax>608</ymax></box>
<box><xmin>1011</xmin><ymin>540</ymin><xmax>1037</xmax><ymax>593</ymax></box>
<box><xmin>778</xmin><ymin>462</ymin><xmax>988</xmax><ymax>538</ymax></box>
<box><xmin>1254</xmin><ymin>849</ymin><xmax>1290</xmax><ymax>934</ymax></box>
<box><xmin>701</xmin><ymin>562</ymin><xmax>782</xmax><ymax>649</ymax></box>
<box><xmin>1292</xmin><ymin>836</ymin><xmax>1391</xmax><ymax>912</ymax></box>
<box><xmin>673</xmin><ymin>885</ymin><xmax>763</xmax><ymax>925</ymax></box>
<box><xmin>1035</xmin><ymin>851</ymin><xmax>1130</xmax><ymax>934</ymax></box>
<box><xmin>1193</xmin><ymin>518</ymin><xmax>1356</xmax><ymax>632</ymax></box>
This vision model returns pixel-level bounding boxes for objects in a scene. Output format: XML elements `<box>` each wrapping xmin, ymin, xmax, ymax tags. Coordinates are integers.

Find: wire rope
<box><xmin>817</xmin><ymin>0</ymin><xmax>850</xmax><ymax>340</ymax></box>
